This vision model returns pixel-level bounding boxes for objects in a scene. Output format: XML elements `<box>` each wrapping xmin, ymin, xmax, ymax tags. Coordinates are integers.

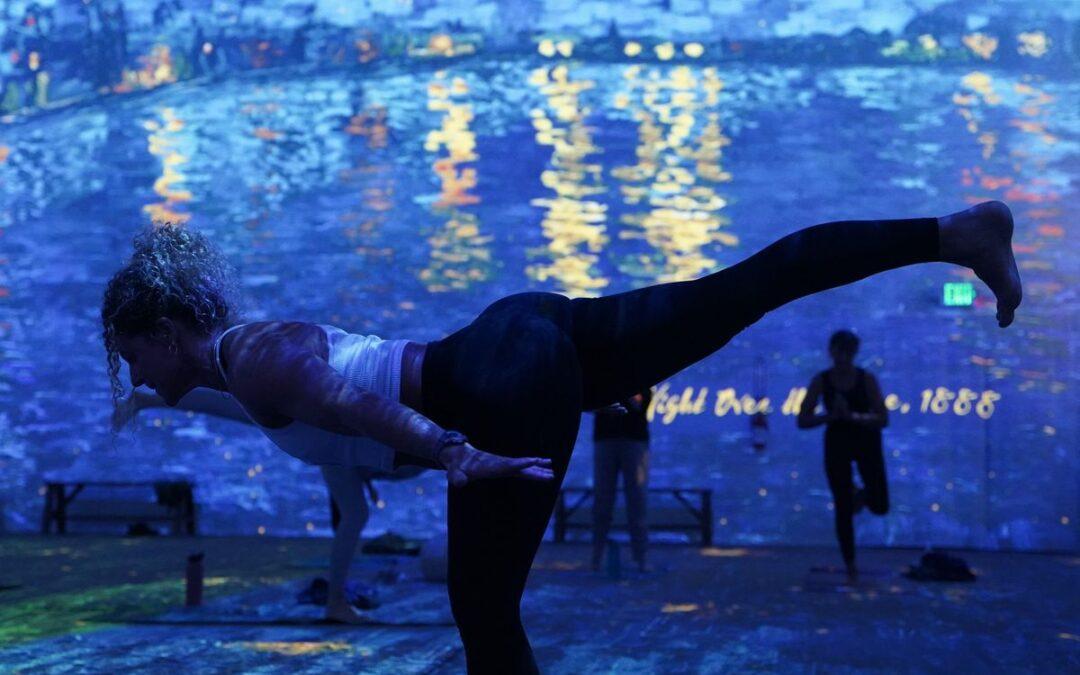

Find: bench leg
<box><xmin>41</xmin><ymin>486</ymin><xmax>54</xmax><ymax>534</ymax></box>
<box><xmin>185</xmin><ymin>493</ymin><xmax>196</xmax><ymax>536</ymax></box>
<box><xmin>554</xmin><ymin>493</ymin><xmax>566</xmax><ymax>543</ymax></box>
<box><xmin>702</xmin><ymin>492</ymin><xmax>713</xmax><ymax>547</ymax></box>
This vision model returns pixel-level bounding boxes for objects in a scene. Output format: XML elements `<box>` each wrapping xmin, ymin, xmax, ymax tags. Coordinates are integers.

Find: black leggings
<box><xmin>420</xmin><ymin>215</ymin><xmax>938</xmax><ymax>673</ymax></box>
<box><xmin>825</xmin><ymin>434</ymin><xmax>890</xmax><ymax>564</ymax></box>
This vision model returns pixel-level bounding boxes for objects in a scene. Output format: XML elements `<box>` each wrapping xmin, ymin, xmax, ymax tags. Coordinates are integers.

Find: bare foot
<box><xmin>939</xmin><ymin>200</ymin><xmax>1023</xmax><ymax>327</ymax></box>
<box><xmin>441</xmin><ymin>443</ymin><xmax>554</xmax><ymax>488</ymax></box>
<box><xmin>324</xmin><ymin>601</ymin><xmax>369</xmax><ymax>625</ymax></box>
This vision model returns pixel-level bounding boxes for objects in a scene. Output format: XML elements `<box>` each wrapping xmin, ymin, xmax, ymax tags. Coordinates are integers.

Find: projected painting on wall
<box><xmin>0</xmin><ymin>0</ymin><xmax>1076</xmax><ymax>551</ymax></box>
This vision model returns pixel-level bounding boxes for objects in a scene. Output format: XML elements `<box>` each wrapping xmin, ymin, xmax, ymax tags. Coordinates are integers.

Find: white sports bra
<box><xmin>213</xmin><ymin>323</ymin><xmax>409</xmax><ymax>470</ymax></box>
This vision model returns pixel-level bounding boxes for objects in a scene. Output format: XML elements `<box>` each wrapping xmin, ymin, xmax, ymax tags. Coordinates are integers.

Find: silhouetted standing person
<box><xmin>591</xmin><ymin>389</ymin><xmax>652</xmax><ymax>572</ymax></box>
<box><xmin>797</xmin><ymin>330</ymin><xmax>889</xmax><ymax>580</ymax></box>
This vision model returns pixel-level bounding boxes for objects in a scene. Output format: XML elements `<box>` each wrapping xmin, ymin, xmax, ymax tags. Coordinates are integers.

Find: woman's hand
<box><xmin>439</xmin><ymin>443</ymin><xmax>554</xmax><ymax>488</ymax></box>
<box><xmin>831</xmin><ymin>394</ymin><xmax>851</xmax><ymax>422</ymax></box>
<box><xmin>849</xmin><ymin>411</ymin><xmax>885</xmax><ymax>428</ymax></box>
<box><xmin>111</xmin><ymin>390</ymin><xmax>146</xmax><ymax>433</ymax></box>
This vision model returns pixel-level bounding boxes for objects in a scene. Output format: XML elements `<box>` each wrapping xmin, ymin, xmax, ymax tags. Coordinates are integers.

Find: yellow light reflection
<box><xmin>224</xmin><ymin>641</ymin><xmax>360</xmax><ymax>656</ymax></box>
<box><xmin>953</xmin><ymin>72</ymin><xmax>1003</xmax><ymax>159</ymax></box>
<box><xmin>612</xmin><ymin>64</ymin><xmax>737</xmax><ymax>283</ymax></box>
<box><xmin>961</xmin><ymin>72</ymin><xmax>1002</xmax><ymax>105</ymax></box>
<box><xmin>419</xmin><ymin>73</ymin><xmax>492</xmax><ymax>293</ymax></box>
<box><xmin>345</xmin><ymin>105</ymin><xmax>389</xmax><ymax>149</ymax></box>
<box><xmin>142</xmin><ymin>107</ymin><xmax>192</xmax><ymax>224</ymax></box>
<box><xmin>526</xmin><ymin>64</ymin><xmax>610</xmax><ymax>296</ymax></box>
<box><xmin>337</xmin><ymin>104</ymin><xmax>398</xmax><ymax>274</ymax></box>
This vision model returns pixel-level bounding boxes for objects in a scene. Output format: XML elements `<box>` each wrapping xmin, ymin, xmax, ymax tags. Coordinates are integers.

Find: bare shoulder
<box><xmin>223</xmin><ymin>321</ymin><xmax>329</xmax><ymax>417</ymax></box>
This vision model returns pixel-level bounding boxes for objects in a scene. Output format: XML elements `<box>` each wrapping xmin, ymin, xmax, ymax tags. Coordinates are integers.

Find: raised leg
<box><xmin>855</xmin><ymin>447</ymin><xmax>890</xmax><ymax>516</ymax></box>
<box><xmin>570</xmin><ymin>203</ymin><xmax>1020</xmax><ymax>409</ymax></box>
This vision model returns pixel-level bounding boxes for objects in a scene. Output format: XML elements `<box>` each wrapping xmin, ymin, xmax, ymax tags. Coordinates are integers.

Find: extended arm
<box><xmin>112</xmin><ymin>386</ymin><xmax>254</xmax><ymax>432</ymax></box>
<box><xmin>232</xmin><ymin>338</ymin><xmax>553</xmax><ymax>486</ymax></box>
<box><xmin>796</xmin><ymin>375</ymin><xmax>831</xmax><ymax>429</ymax></box>
<box><xmin>143</xmin><ymin>387</ymin><xmax>252</xmax><ymax>423</ymax></box>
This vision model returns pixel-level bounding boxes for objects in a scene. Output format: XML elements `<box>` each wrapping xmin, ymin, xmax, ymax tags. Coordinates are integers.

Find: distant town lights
<box><xmin>654</xmin><ymin>42</ymin><xmax>675</xmax><ymax>61</ymax></box>
<box><xmin>429</xmin><ymin>34</ymin><xmax>454</xmax><ymax>55</ymax></box>
<box><xmin>1018</xmin><ymin>31</ymin><xmax>1050</xmax><ymax>58</ymax></box>
<box><xmin>684</xmin><ymin>43</ymin><xmax>705</xmax><ymax>58</ymax></box>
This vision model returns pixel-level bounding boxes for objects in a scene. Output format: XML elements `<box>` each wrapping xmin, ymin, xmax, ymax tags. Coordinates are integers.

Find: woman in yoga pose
<box><xmin>797</xmin><ymin>330</ymin><xmax>890</xmax><ymax>581</ymax></box>
<box><xmin>101</xmin><ymin>200</ymin><xmax>1020</xmax><ymax>674</ymax></box>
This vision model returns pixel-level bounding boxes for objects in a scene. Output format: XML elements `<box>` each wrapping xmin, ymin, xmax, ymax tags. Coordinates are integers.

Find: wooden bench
<box><xmin>553</xmin><ymin>486</ymin><xmax>713</xmax><ymax>547</ymax></box>
<box><xmin>41</xmin><ymin>480</ymin><xmax>197</xmax><ymax>536</ymax></box>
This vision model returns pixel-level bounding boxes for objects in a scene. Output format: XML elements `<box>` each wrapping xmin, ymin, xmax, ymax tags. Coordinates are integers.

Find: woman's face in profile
<box><xmin>114</xmin><ymin>330</ymin><xmax>188</xmax><ymax>406</ymax></box>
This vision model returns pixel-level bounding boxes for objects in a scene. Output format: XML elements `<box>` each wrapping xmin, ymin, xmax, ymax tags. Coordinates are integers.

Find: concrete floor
<box><xmin>1</xmin><ymin>535</ymin><xmax>1077</xmax><ymax>673</ymax></box>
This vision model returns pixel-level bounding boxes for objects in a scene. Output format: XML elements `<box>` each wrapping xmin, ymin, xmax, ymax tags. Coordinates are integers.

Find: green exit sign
<box><xmin>943</xmin><ymin>282</ymin><xmax>976</xmax><ymax>307</ymax></box>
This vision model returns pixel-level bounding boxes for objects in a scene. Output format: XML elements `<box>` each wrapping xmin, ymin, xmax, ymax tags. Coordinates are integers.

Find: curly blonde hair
<box><xmin>101</xmin><ymin>224</ymin><xmax>242</xmax><ymax>406</ymax></box>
